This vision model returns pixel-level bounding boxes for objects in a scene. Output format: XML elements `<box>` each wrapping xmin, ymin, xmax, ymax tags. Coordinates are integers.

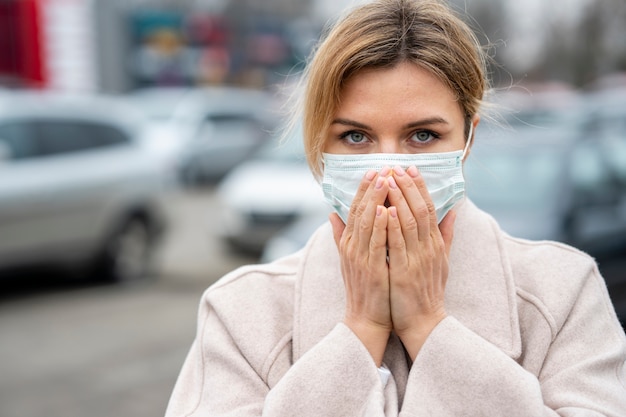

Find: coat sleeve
<box><xmin>164</xmin><ymin>294</ymin><xmax>393</xmax><ymax>417</ymax></box>
<box><xmin>399</xmin><ymin>266</ymin><xmax>626</xmax><ymax>417</ymax></box>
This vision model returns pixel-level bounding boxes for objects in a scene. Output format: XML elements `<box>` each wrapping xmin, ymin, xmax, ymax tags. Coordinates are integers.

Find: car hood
<box><xmin>218</xmin><ymin>161</ymin><xmax>327</xmax><ymax>213</ymax></box>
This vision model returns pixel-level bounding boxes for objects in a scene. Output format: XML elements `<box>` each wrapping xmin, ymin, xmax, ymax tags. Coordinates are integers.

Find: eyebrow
<box><xmin>331</xmin><ymin>117</ymin><xmax>450</xmax><ymax>130</ymax></box>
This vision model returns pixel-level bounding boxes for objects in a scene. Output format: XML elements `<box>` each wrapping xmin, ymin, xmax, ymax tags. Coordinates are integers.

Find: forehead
<box><xmin>336</xmin><ymin>62</ymin><xmax>463</xmax><ymax>122</ymax></box>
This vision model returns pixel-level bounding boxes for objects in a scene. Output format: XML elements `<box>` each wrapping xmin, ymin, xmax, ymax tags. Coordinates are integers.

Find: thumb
<box><xmin>438</xmin><ymin>209</ymin><xmax>456</xmax><ymax>257</ymax></box>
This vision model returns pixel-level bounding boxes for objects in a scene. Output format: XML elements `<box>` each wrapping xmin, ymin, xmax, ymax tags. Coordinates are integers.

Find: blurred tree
<box><xmin>450</xmin><ymin>0</ymin><xmax>511</xmax><ymax>87</ymax></box>
<box><xmin>526</xmin><ymin>0</ymin><xmax>626</xmax><ymax>87</ymax></box>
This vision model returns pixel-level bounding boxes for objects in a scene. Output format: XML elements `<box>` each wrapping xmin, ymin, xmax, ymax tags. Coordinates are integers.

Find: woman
<box><xmin>166</xmin><ymin>1</ymin><xmax>626</xmax><ymax>415</ymax></box>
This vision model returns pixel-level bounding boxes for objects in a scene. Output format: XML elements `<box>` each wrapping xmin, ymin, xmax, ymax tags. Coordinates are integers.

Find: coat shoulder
<box><xmin>502</xmin><ymin>235</ymin><xmax>604</xmax><ymax>325</ymax></box>
<box><xmin>201</xmin><ymin>252</ymin><xmax>300</xmax><ymax>375</ymax></box>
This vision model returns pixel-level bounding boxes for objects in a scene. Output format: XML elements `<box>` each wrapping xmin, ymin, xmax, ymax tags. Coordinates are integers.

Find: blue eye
<box><xmin>411</xmin><ymin>130</ymin><xmax>439</xmax><ymax>143</ymax></box>
<box><xmin>340</xmin><ymin>131</ymin><xmax>367</xmax><ymax>144</ymax></box>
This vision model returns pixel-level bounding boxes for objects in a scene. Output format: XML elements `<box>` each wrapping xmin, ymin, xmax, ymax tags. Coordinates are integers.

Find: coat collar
<box><xmin>293</xmin><ymin>198</ymin><xmax>522</xmax><ymax>363</ymax></box>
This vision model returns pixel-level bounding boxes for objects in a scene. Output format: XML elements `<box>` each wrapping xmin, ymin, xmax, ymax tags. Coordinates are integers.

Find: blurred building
<box><xmin>0</xmin><ymin>0</ymin><xmax>317</xmax><ymax>93</ymax></box>
<box><xmin>2</xmin><ymin>0</ymin><xmax>623</xmax><ymax>93</ymax></box>
<box><xmin>0</xmin><ymin>0</ymin><xmax>97</xmax><ymax>92</ymax></box>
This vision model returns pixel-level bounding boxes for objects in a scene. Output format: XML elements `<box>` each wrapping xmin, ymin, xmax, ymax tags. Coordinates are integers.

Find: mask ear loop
<box><xmin>461</xmin><ymin>122</ymin><xmax>474</xmax><ymax>160</ymax></box>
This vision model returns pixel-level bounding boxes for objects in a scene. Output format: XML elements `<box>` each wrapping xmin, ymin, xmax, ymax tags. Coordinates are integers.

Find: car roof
<box><xmin>127</xmin><ymin>85</ymin><xmax>280</xmax><ymax>126</ymax></box>
<box><xmin>0</xmin><ymin>90</ymin><xmax>146</xmax><ymax>129</ymax></box>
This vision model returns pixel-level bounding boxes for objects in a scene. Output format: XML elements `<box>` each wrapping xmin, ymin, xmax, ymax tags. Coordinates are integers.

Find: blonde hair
<box><xmin>294</xmin><ymin>0</ymin><xmax>490</xmax><ymax>180</ymax></box>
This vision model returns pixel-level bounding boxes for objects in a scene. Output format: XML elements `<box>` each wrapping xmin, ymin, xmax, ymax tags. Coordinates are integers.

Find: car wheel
<box><xmin>100</xmin><ymin>218</ymin><xmax>154</xmax><ymax>283</ymax></box>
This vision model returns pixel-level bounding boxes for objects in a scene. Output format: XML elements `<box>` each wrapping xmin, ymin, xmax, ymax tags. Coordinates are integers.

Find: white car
<box><xmin>216</xmin><ymin>127</ymin><xmax>330</xmax><ymax>254</ymax></box>
<box><xmin>127</xmin><ymin>86</ymin><xmax>279</xmax><ymax>184</ymax></box>
<box><xmin>0</xmin><ymin>91</ymin><xmax>170</xmax><ymax>282</ymax></box>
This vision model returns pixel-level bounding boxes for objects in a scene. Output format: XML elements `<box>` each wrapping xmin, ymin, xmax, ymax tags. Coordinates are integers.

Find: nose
<box><xmin>378</xmin><ymin>137</ymin><xmax>402</xmax><ymax>154</ymax></box>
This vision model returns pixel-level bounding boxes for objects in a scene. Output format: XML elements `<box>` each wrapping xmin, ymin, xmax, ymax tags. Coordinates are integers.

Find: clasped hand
<box><xmin>329</xmin><ymin>165</ymin><xmax>456</xmax><ymax>365</ymax></box>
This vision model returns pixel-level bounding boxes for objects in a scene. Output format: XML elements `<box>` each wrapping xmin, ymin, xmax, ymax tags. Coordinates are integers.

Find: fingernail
<box><xmin>407</xmin><ymin>166</ymin><xmax>419</xmax><ymax>178</ymax></box>
<box><xmin>389</xmin><ymin>206</ymin><xmax>398</xmax><ymax>218</ymax></box>
<box><xmin>393</xmin><ymin>165</ymin><xmax>405</xmax><ymax>176</ymax></box>
<box><xmin>388</xmin><ymin>176</ymin><xmax>398</xmax><ymax>189</ymax></box>
<box><xmin>376</xmin><ymin>205</ymin><xmax>383</xmax><ymax>216</ymax></box>
<box><xmin>375</xmin><ymin>176</ymin><xmax>385</xmax><ymax>189</ymax></box>
<box><xmin>365</xmin><ymin>170</ymin><xmax>376</xmax><ymax>181</ymax></box>
<box><xmin>380</xmin><ymin>166</ymin><xmax>391</xmax><ymax>177</ymax></box>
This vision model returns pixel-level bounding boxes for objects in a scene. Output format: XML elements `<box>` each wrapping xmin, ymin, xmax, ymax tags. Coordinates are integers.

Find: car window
<box><xmin>198</xmin><ymin>114</ymin><xmax>264</xmax><ymax>141</ymax></box>
<box><xmin>36</xmin><ymin>120</ymin><xmax>129</xmax><ymax>157</ymax></box>
<box><xmin>0</xmin><ymin>121</ymin><xmax>39</xmax><ymax>160</ymax></box>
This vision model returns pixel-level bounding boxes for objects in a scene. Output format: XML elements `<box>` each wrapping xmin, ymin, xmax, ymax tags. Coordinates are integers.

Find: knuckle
<box><xmin>404</xmin><ymin>216</ymin><xmax>418</xmax><ymax>232</ymax></box>
<box><xmin>402</xmin><ymin>178</ymin><xmax>417</xmax><ymax>192</ymax></box>
<box><xmin>388</xmin><ymin>237</ymin><xmax>405</xmax><ymax>251</ymax></box>
<box><xmin>358</xmin><ymin>218</ymin><xmax>370</xmax><ymax>234</ymax></box>
<box><xmin>425</xmin><ymin>200</ymin><xmax>436</xmax><ymax>214</ymax></box>
<box><xmin>415</xmin><ymin>205</ymin><xmax>430</xmax><ymax>219</ymax></box>
<box><xmin>369</xmin><ymin>235</ymin><xmax>386</xmax><ymax>251</ymax></box>
<box><xmin>351</xmin><ymin>201</ymin><xmax>367</xmax><ymax>219</ymax></box>
<box><xmin>344</xmin><ymin>244</ymin><xmax>358</xmax><ymax>262</ymax></box>
<box><xmin>433</xmin><ymin>234</ymin><xmax>444</xmax><ymax>249</ymax></box>
<box><xmin>389</xmin><ymin>217</ymin><xmax>402</xmax><ymax>232</ymax></box>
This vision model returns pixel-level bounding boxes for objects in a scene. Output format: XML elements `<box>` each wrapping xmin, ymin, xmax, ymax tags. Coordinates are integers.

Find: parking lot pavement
<box><xmin>0</xmin><ymin>188</ymin><xmax>258</xmax><ymax>417</ymax></box>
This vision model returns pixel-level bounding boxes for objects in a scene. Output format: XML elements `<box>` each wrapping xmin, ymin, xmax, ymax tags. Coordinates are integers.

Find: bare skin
<box><xmin>325</xmin><ymin>62</ymin><xmax>479</xmax><ymax>365</ymax></box>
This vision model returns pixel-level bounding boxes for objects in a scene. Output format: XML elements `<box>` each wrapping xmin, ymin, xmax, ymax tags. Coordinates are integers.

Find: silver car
<box><xmin>128</xmin><ymin>86</ymin><xmax>278</xmax><ymax>184</ymax></box>
<box><xmin>216</xmin><ymin>126</ymin><xmax>329</xmax><ymax>254</ymax></box>
<box><xmin>0</xmin><ymin>91</ymin><xmax>169</xmax><ymax>282</ymax></box>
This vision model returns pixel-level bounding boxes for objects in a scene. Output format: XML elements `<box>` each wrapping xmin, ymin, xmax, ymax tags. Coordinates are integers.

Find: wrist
<box><xmin>344</xmin><ymin>318</ymin><xmax>391</xmax><ymax>367</ymax></box>
<box><xmin>396</xmin><ymin>312</ymin><xmax>447</xmax><ymax>361</ymax></box>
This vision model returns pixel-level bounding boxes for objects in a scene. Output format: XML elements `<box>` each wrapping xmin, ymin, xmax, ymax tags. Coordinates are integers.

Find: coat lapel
<box><xmin>293</xmin><ymin>198</ymin><xmax>522</xmax><ymax>363</ymax></box>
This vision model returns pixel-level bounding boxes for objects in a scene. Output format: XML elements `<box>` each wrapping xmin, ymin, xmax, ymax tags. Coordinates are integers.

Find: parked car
<box><xmin>0</xmin><ymin>91</ymin><xmax>169</xmax><ymax>282</ymax></box>
<box><xmin>216</xmin><ymin>126</ymin><xmax>329</xmax><ymax>254</ymax></box>
<box><xmin>465</xmin><ymin>87</ymin><xmax>626</xmax><ymax>259</ymax></box>
<box><xmin>127</xmin><ymin>86</ymin><xmax>279</xmax><ymax>184</ymax></box>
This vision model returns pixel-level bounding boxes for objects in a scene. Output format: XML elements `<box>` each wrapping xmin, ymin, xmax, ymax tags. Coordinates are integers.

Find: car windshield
<box><xmin>464</xmin><ymin>146</ymin><xmax>564</xmax><ymax>210</ymax></box>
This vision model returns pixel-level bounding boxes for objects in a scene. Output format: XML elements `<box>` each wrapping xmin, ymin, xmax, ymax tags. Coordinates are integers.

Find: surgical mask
<box><xmin>321</xmin><ymin>125</ymin><xmax>473</xmax><ymax>224</ymax></box>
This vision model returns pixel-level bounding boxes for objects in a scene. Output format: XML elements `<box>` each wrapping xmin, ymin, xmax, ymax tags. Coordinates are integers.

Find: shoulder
<box><xmin>199</xmin><ymin>251</ymin><xmax>301</xmax><ymax>372</ymax></box>
<box><xmin>503</xmin><ymin>234</ymin><xmax>598</xmax><ymax>286</ymax></box>
<box><xmin>204</xmin><ymin>251</ymin><xmax>300</xmax><ymax>328</ymax></box>
<box><xmin>502</xmin><ymin>233</ymin><xmax>605</xmax><ymax>326</ymax></box>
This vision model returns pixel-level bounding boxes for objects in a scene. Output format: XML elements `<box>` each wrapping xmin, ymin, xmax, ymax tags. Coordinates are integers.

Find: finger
<box><xmin>386</xmin><ymin>206</ymin><xmax>407</xmax><ymax>270</ymax></box>
<box><xmin>438</xmin><ymin>209</ymin><xmax>457</xmax><ymax>257</ymax></box>
<box><xmin>345</xmin><ymin>169</ymin><xmax>377</xmax><ymax>234</ymax></box>
<box><xmin>386</xmin><ymin>172</ymin><xmax>420</xmax><ymax>254</ymax></box>
<box><xmin>339</xmin><ymin>169</ymin><xmax>377</xmax><ymax>259</ymax></box>
<box><xmin>406</xmin><ymin>165</ymin><xmax>438</xmax><ymax>239</ymax></box>
<box><xmin>369</xmin><ymin>205</ymin><xmax>389</xmax><ymax>266</ymax></box>
<box><xmin>355</xmin><ymin>170</ymin><xmax>391</xmax><ymax>256</ymax></box>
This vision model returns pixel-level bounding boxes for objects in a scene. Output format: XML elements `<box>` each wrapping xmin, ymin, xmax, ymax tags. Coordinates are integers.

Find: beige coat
<box><xmin>166</xmin><ymin>199</ymin><xmax>626</xmax><ymax>416</ymax></box>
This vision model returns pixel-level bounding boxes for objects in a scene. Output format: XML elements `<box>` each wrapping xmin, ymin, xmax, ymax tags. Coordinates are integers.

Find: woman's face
<box><xmin>324</xmin><ymin>62</ymin><xmax>470</xmax><ymax>155</ymax></box>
